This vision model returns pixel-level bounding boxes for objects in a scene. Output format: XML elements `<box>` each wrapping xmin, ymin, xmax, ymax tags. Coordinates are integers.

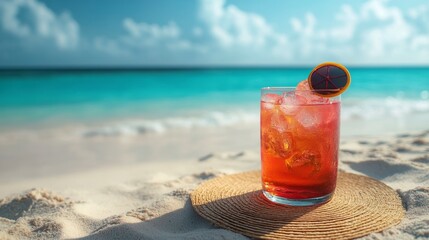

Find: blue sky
<box><xmin>0</xmin><ymin>0</ymin><xmax>428</xmax><ymax>67</ymax></box>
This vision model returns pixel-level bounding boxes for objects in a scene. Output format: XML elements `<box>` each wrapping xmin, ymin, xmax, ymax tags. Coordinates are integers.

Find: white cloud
<box><xmin>408</xmin><ymin>5</ymin><xmax>428</xmax><ymax>21</ymax></box>
<box><xmin>4</xmin><ymin>0</ymin><xmax>422</xmax><ymax>65</ymax></box>
<box><xmin>359</xmin><ymin>0</ymin><xmax>413</xmax><ymax>57</ymax></box>
<box><xmin>291</xmin><ymin>13</ymin><xmax>316</xmax><ymax>37</ymax></box>
<box><xmin>122</xmin><ymin>18</ymin><xmax>180</xmax><ymax>44</ymax></box>
<box><xmin>411</xmin><ymin>35</ymin><xmax>429</xmax><ymax>51</ymax></box>
<box><xmin>199</xmin><ymin>0</ymin><xmax>289</xmax><ymax>52</ymax></box>
<box><xmin>290</xmin><ymin>0</ymin><xmax>429</xmax><ymax>64</ymax></box>
<box><xmin>406</xmin><ymin>4</ymin><xmax>429</xmax><ymax>54</ymax></box>
<box><xmin>120</xmin><ymin>18</ymin><xmax>200</xmax><ymax>52</ymax></box>
<box><xmin>331</xmin><ymin>5</ymin><xmax>358</xmax><ymax>42</ymax></box>
<box><xmin>94</xmin><ymin>37</ymin><xmax>129</xmax><ymax>56</ymax></box>
<box><xmin>88</xmin><ymin>0</ymin><xmax>429</xmax><ymax>64</ymax></box>
<box><xmin>0</xmin><ymin>0</ymin><xmax>29</xmax><ymax>36</ymax></box>
<box><xmin>0</xmin><ymin>0</ymin><xmax>79</xmax><ymax>50</ymax></box>
<box><xmin>95</xmin><ymin>18</ymin><xmax>207</xmax><ymax>56</ymax></box>
<box><xmin>362</xmin><ymin>0</ymin><xmax>391</xmax><ymax>20</ymax></box>
<box><xmin>97</xmin><ymin>0</ymin><xmax>427</xmax><ymax>65</ymax></box>
<box><xmin>290</xmin><ymin>7</ymin><xmax>358</xmax><ymax>57</ymax></box>
<box><xmin>166</xmin><ymin>39</ymin><xmax>191</xmax><ymax>51</ymax></box>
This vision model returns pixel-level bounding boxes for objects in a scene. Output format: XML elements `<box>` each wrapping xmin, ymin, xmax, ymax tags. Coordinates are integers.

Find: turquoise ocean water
<box><xmin>0</xmin><ymin>68</ymin><xmax>428</xmax><ymax>134</ymax></box>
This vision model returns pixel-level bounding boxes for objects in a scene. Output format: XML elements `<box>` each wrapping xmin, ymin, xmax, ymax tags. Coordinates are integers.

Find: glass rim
<box><xmin>261</xmin><ymin>87</ymin><xmax>295</xmax><ymax>90</ymax></box>
<box><xmin>261</xmin><ymin>87</ymin><xmax>341</xmax><ymax>92</ymax></box>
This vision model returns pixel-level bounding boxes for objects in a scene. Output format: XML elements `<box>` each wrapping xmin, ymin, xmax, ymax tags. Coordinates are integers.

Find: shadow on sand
<box><xmin>78</xmin><ymin>190</ymin><xmax>320</xmax><ymax>240</ymax></box>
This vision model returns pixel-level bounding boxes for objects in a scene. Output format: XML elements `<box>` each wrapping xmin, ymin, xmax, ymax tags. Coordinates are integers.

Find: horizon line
<box><xmin>1</xmin><ymin>64</ymin><xmax>429</xmax><ymax>72</ymax></box>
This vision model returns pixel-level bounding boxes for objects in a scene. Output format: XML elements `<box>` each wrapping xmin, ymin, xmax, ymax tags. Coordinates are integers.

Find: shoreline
<box><xmin>1</xmin><ymin>116</ymin><xmax>429</xmax><ymax>183</ymax></box>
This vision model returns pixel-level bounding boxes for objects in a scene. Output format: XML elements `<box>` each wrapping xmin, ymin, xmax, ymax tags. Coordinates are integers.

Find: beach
<box><xmin>0</xmin><ymin>123</ymin><xmax>428</xmax><ymax>239</ymax></box>
<box><xmin>1</xmin><ymin>0</ymin><xmax>429</xmax><ymax>237</ymax></box>
<box><xmin>0</xmin><ymin>69</ymin><xmax>429</xmax><ymax>239</ymax></box>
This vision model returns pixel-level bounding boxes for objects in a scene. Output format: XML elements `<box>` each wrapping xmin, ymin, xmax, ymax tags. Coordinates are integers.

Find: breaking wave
<box><xmin>81</xmin><ymin>97</ymin><xmax>429</xmax><ymax>138</ymax></box>
<box><xmin>342</xmin><ymin>97</ymin><xmax>429</xmax><ymax>120</ymax></box>
<box><xmin>82</xmin><ymin>111</ymin><xmax>259</xmax><ymax>137</ymax></box>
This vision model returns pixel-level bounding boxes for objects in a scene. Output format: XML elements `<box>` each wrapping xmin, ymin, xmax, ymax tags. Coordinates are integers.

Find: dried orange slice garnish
<box><xmin>308</xmin><ymin>62</ymin><xmax>351</xmax><ymax>97</ymax></box>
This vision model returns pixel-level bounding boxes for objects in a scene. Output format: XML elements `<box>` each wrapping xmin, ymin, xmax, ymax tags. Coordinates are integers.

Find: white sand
<box><xmin>0</xmin><ymin>127</ymin><xmax>428</xmax><ymax>239</ymax></box>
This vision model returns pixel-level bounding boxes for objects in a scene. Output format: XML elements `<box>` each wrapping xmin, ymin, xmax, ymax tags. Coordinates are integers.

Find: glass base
<box><xmin>262</xmin><ymin>190</ymin><xmax>333</xmax><ymax>206</ymax></box>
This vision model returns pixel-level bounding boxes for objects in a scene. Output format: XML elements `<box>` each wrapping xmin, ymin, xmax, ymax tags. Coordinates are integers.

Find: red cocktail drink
<box><xmin>260</xmin><ymin>87</ymin><xmax>340</xmax><ymax>206</ymax></box>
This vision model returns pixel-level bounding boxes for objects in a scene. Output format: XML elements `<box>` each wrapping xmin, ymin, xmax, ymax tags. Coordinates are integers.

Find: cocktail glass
<box><xmin>260</xmin><ymin>87</ymin><xmax>340</xmax><ymax>206</ymax></box>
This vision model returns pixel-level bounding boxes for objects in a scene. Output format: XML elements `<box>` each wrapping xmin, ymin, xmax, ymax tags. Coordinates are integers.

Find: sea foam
<box><xmin>82</xmin><ymin>111</ymin><xmax>258</xmax><ymax>137</ymax></box>
<box><xmin>342</xmin><ymin>97</ymin><xmax>429</xmax><ymax>120</ymax></box>
<box><xmin>82</xmin><ymin>97</ymin><xmax>429</xmax><ymax>138</ymax></box>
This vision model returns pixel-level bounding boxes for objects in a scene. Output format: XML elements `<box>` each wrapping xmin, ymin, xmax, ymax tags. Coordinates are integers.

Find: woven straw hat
<box><xmin>191</xmin><ymin>171</ymin><xmax>404</xmax><ymax>240</ymax></box>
